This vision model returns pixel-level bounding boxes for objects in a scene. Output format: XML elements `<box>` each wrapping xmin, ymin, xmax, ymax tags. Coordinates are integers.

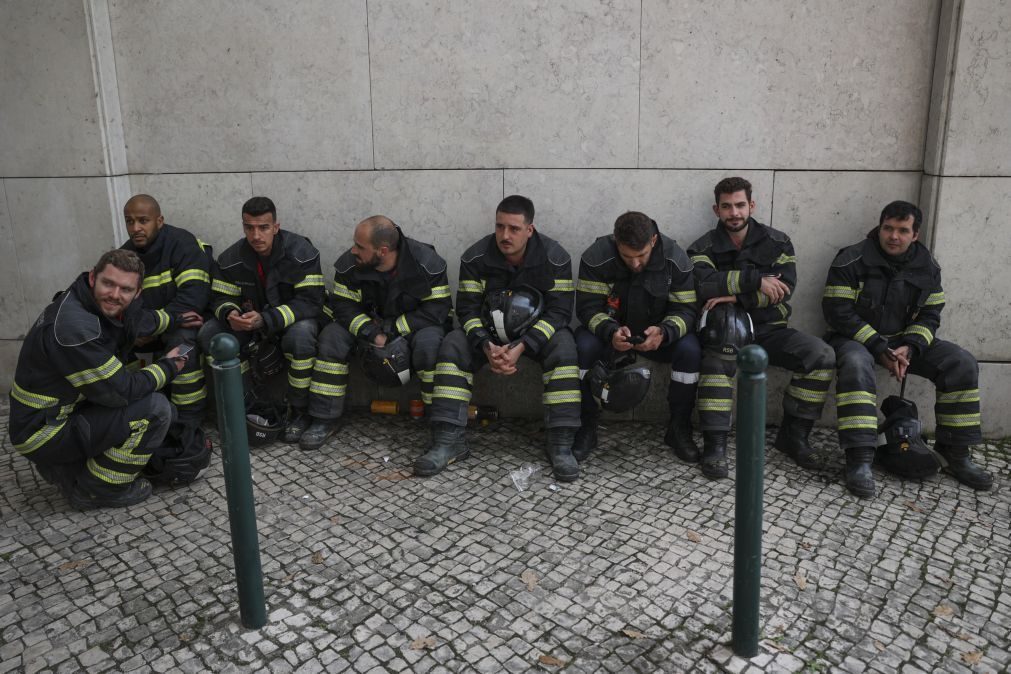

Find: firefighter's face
<box><xmin>713</xmin><ymin>190</ymin><xmax>754</xmax><ymax>233</ymax></box>
<box><xmin>878</xmin><ymin>216</ymin><xmax>919</xmax><ymax>255</ymax></box>
<box><xmin>495</xmin><ymin>211</ymin><xmax>533</xmax><ymax>259</ymax></box>
<box><xmin>123</xmin><ymin>199</ymin><xmax>164</xmax><ymax>249</ymax></box>
<box><xmin>616</xmin><ymin>235</ymin><xmax>656</xmax><ymax>274</ymax></box>
<box><xmin>243</xmin><ymin>212</ymin><xmax>280</xmax><ymax>256</ymax></box>
<box><xmin>351</xmin><ymin>223</ymin><xmax>382</xmax><ymax>269</ymax></box>
<box><xmin>89</xmin><ymin>265</ymin><xmax>141</xmax><ymax>319</ymax></box>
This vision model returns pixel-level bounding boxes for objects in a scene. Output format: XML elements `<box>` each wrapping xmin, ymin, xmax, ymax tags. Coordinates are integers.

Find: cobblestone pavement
<box><xmin>1</xmin><ymin>401</ymin><xmax>1009</xmax><ymax>673</ymax></box>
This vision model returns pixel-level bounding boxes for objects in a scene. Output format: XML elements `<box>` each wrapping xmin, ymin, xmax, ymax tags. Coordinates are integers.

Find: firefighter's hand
<box><xmin>633</xmin><ymin>326</ymin><xmax>663</xmax><ymax>352</ymax></box>
<box><xmin>372</xmin><ymin>332</ymin><xmax>388</xmax><ymax>348</ymax></box>
<box><xmin>178</xmin><ymin>310</ymin><xmax>204</xmax><ymax>329</ymax></box>
<box><xmin>703</xmin><ymin>295</ymin><xmax>737</xmax><ymax>311</ymax></box>
<box><xmin>484</xmin><ymin>341</ymin><xmax>517</xmax><ymax>375</ymax></box>
<box><xmin>878</xmin><ymin>347</ymin><xmax>911</xmax><ymax>381</ymax></box>
<box><xmin>759</xmin><ymin>275</ymin><xmax>790</xmax><ymax>304</ymax></box>
<box><xmin>164</xmin><ymin>345</ymin><xmax>189</xmax><ymax>372</ymax></box>
<box><xmin>892</xmin><ymin>345</ymin><xmax>911</xmax><ymax>380</ymax></box>
<box><xmin>229</xmin><ymin>310</ymin><xmax>263</xmax><ymax>332</ymax></box>
<box><xmin>611</xmin><ymin>326</ymin><xmax>634</xmax><ymax>352</ymax></box>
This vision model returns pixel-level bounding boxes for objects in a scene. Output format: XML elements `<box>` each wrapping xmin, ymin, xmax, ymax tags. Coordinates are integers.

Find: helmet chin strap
<box><xmin>491</xmin><ymin>309</ymin><xmax>508</xmax><ymax>343</ymax></box>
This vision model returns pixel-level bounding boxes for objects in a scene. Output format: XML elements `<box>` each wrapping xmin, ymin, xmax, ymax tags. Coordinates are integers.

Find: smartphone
<box><xmin>174</xmin><ymin>344</ymin><xmax>195</xmax><ymax>359</ymax></box>
<box><xmin>626</xmin><ymin>334</ymin><xmax>646</xmax><ymax>345</ymax></box>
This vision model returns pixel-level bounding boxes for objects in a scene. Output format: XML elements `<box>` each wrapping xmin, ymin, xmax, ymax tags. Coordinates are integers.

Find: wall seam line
<box><xmin>365</xmin><ymin>0</ymin><xmax>377</xmax><ymax>171</ymax></box>
<box><xmin>636</xmin><ymin>0</ymin><xmax>643</xmax><ymax>169</ymax></box>
<box><xmin>1</xmin><ymin>178</ymin><xmax>31</xmax><ymax>334</ymax></box>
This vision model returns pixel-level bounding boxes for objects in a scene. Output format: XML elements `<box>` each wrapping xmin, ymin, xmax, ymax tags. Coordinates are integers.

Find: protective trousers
<box><xmin>198</xmin><ymin>317</ymin><xmax>319</xmax><ymax>408</ymax></box>
<box><xmin>307</xmin><ymin>323</ymin><xmax>444</xmax><ymax>420</ymax></box>
<box><xmin>698</xmin><ymin>325</ymin><xmax>834</xmax><ymax>431</ymax></box>
<box><xmin>429</xmin><ymin>328</ymin><xmax>581</xmax><ymax>429</ymax></box>
<box><xmin>574</xmin><ymin>326</ymin><xmax>701</xmax><ymax>421</ymax></box>
<box><xmin>830</xmin><ymin>336</ymin><xmax>982</xmax><ymax>449</ymax></box>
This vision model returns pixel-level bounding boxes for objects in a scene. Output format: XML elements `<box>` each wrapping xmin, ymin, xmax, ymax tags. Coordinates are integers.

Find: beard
<box><xmin>354</xmin><ymin>252</ymin><xmax>381</xmax><ymax>269</ymax></box>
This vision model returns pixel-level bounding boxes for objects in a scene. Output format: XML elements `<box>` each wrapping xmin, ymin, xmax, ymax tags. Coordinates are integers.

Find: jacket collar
<box><xmin>239</xmin><ymin>229</ymin><xmax>286</xmax><ymax>269</ymax></box>
<box><xmin>708</xmin><ymin>218</ymin><xmax>766</xmax><ymax>254</ymax></box>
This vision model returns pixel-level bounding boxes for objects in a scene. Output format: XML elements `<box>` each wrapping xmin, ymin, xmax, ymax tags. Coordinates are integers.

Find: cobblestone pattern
<box><xmin>1</xmin><ymin>400</ymin><xmax>1009</xmax><ymax>673</ymax></box>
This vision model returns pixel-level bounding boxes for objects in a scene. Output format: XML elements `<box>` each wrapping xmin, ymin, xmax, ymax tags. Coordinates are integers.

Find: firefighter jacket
<box><xmin>121</xmin><ymin>223</ymin><xmax>212</xmax><ymax>337</ymax></box>
<box><xmin>688</xmin><ymin>218</ymin><xmax>797</xmax><ymax>328</ymax></box>
<box><xmin>8</xmin><ymin>273</ymin><xmax>178</xmax><ymax>456</ymax></box>
<box><xmin>208</xmin><ymin>230</ymin><xmax>325</xmax><ymax>336</ymax></box>
<box><xmin>576</xmin><ymin>232</ymin><xmax>697</xmax><ymax>346</ymax></box>
<box><xmin>456</xmin><ymin>231</ymin><xmax>574</xmax><ymax>355</ymax></box>
<box><xmin>329</xmin><ymin>231</ymin><xmax>452</xmax><ymax>342</ymax></box>
<box><xmin>822</xmin><ymin>232</ymin><xmax>944</xmax><ymax>359</ymax></box>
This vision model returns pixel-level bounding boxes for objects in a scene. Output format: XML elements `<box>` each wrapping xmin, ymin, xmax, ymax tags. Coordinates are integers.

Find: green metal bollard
<box><xmin>732</xmin><ymin>344</ymin><xmax>768</xmax><ymax>657</ymax></box>
<box><xmin>209</xmin><ymin>333</ymin><xmax>267</xmax><ymax>629</ymax></box>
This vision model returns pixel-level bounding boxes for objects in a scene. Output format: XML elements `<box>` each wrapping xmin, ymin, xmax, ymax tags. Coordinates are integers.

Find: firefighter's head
<box><xmin>875</xmin><ymin>201</ymin><xmax>921</xmax><ymax>256</ymax></box>
<box><xmin>90</xmin><ymin>249</ymin><xmax>144</xmax><ymax>319</ymax></box>
<box><xmin>242</xmin><ymin>196</ymin><xmax>280</xmax><ymax>256</ymax></box>
<box><xmin>494</xmin><ymin>195</ymin><xmax>535</xmax><ymax>263</ymax></box>
<box><xmin>613</xmin><ymin>211</ymin><xmax>657</xmax><ymax>274</ymax></box>
<box><xmin>713</xmin><ymin>177</ymin><xmax>755</xmax><ymax>235</ymax></box>
<box><xmin>352</xmin><ymin>215</ymin><xmax>400</xmax><ymax>272</ymax></box>
<box><xmin>123</xmin><ymin>194</ymin><xmax>164</xmax><ymax>250</ymax></box>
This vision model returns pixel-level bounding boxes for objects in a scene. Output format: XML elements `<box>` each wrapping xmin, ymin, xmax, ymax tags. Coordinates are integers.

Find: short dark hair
<box><xmin>497</xmin><ymin>194</ymin><xmax>535</xmax><ymax>224</ymax></box>
<box><xmin>879</xmin><ymin>200</ymin><xmax>922</xmax><ymax>233</ymax></box>
<box><xmin>714</xmin><ymin>177</ymin><xmax>753</xmax><ymax>204</ymax></box>
<box><xmin>94</xmin><ymin>249</ymin><xmax>145</xmax><ymax>279</ymax></box>
<box><xmin>242</xmin><ymin>196</ymin><xmax>277</xmax><ymax>220</ymax></box>
<box><xmin>369</xmin><ymin>217</ymin><xmax>400</xmax><ymax>251</ymax></box>
<box><xmin>613</xmin><ymin>211</ymin><xmax>656</xmax><ymax>249</ymax></box>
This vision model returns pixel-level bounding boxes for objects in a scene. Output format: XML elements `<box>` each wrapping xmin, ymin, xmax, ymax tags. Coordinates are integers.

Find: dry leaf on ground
<box><xmin>622</xmin><ymin>628</ymin><xmax>645</xmax><ymax>639</ymax></box>
<box><xmin>376</xmin><ymin>470</ymin><xmax>411</xmax><ymax>482</ymax></box>
<box><xmin>873</xmin><ymin>640</ymin><xmax>886</xmax><ymax>651</ymax></box>
<box><xmin>538</xmin><ymin>654</ymin><xmax>565</xmax><ymax>667</ymax></box>
<box><xmin>962</xmin><ymin>651</ymin><xmax>983</xmax><ymax>665</ymax></box>
<box><xmin>799</xmin><ymin>541</ymin><xmax>812</xmax><ymax>551</ymax></box>
<box><xmin>904</xmin><ymin>500</ymin><xmax>925</xmax><ymax>513</ymax></box>
<box><xmin>410</xmin><ymin>636</ymin><xmax>437</xmax><ymax>650</ymax></box>
<box><xmin>329</xmin><ymin>515</ymin><xmax>341</xmax><ymax>525</ymax></box>
<box><xmin>686</xmin><ymin>530</ymin><xmax>702</xmax><ymax>543</ymax></box>
<box><xmin>793</xmin><ymin>573</ymin><xmax>807</xmax><ymax>590</ymax></box>
<box><xmin>520</xmin><ymin>569</ymin><xmax>538</xmax><ymax>591</ymax></box>
<box><xmin>310</xmin><ymin>551</ymin><xmax>325</xmax><ymax>564</ymax></box>
<box><xmin>761</xmin><ymin>639</ymin><xmax>790</xmax><ymax>653</ymax></box>
<box><xmin>932</xmin><ymin>604</ymin><xmax>955</xmax><ymax>618</ymax></box>
<box><xmin>58</xmin><ymin>559</ymin><xmax>91</xmax><ymax>572</ymax></box>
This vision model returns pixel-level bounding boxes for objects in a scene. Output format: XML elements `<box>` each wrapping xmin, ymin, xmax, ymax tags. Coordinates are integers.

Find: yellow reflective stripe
<box><xmin>396</xmin><ymin>314</ymin><xmax>411</xmax><ymax>335</ymax></box>
<box><xmin>699</xmin><ymin>374</ymin><xmax>733</xmax><ymax>388</ymax></box>
<box><xmin>854</xmin><ymin>325</ymin><xmax>877</xmax><ymax>344</ymax></box>
<box><xmin>668</xmin><ymin>290</ymin><xmax>697</xmax><ymax>303</ymax></box>
<box><xmin>285</xmin><ymin>354</ymin><xmax>315</xmax><ymax>370</ymax></box>
<box><xmin>14</xmin><ymin>420</ymin><xmax>68</xmax><ymax>454</ymax></box>
<box><xmin>435</xmin><ymin>363</ymin><xmax>473</xmax><ymax>383</ymax></box>
<box><xmin>904</xmin><ymin>324</ymin><xmax>934</xmax><ymax>345</ymax></box>
<box><xmin>86</xmin><ymin>460</ymin><xmax>136</xmax><ymax>484</ymax></box>
<box><xmin>458</xmin><ymin>280</ymin><xmax>485</xmax><ymax>294</ymax></box>
<box><xmin>276</xmin><ymin>305</ymin><xmax>296</xmax><ymax>328</ymax></box>
<box><xmin>587</xmin><ymin>313</ymin><xmax>612</xmax><ymax>332</ymax></box>
<box><xmin>66</xmin><ymin>356</ymin><xmax>122</xmax><ymax>388</ymax></box>
<box><xmin>836</xmin><ymin>391</ymin><xmax>877</xmax><ymax>406</ymax></box>
<box><xmin>421</xmin><ymin>391</ymin><xmax>433</xmax><ymax>404</ymax></box>
<box><xmin>463</xmin><ymin>318</ymin><xmax>484</xmax><ymax>334</ymax></box>
<box><xmin>577</xmin><ymin>279</ymin><xmax>611</xmax><ymax>295</ymax></box>
<box><xmin>314</xmin><ymin>360</ymin><xmax>349</xmax><ymax>375</ymax></box>
<box><xmin>212</xmin><ymin>279</ymin><xmax>241</xmax><ymax>296</ymax></box>
<box><xmin>532</xmin><ymin>320</ymin><xmax>555</xmax><ymax>339</ymax></box>
<box><xmin>433</xmin><ymin>385</ymin><xmax>472</xmax><ymax>401</ymax></box>
<box><xmin>786</xmin><ymin>385</ymin><xmax>828</xmax><ymax>403</ymax></box>
<box><xmin>823</xmin><ymin>285</ymin><xmax>858</xmax><ymax>300</ymax></box>
<box><xmin>937</xmin><ymin>413</ymin><xmax>981</xmax><ymax>427</ymax></box>
<box><xmin>838</xmin><ymin>415</ymin><xmax>878</xmax><ymax>430</ymax></box>
<box><xmin>142</xmin><ymin>270</ymin><xmax>173</xmax><ymax>289</ymax></box>
<box><xmin>350</xmin><ymin>314</ymin><xmax>371</xmax><ymax>336</ymax></box>
<box><xmin>774</xmin><ymin>254</ymin><xmax>797</xmax><ymax>265</ymax></box>
<box><xmin>295</xmin><ymin>274</ymin><xmax>325</xmax><ymax>289</ymax></box>
<box><xmin>288</xmin><ymin>373</ymin><xmax>311</xmax><ymax>389</ymax></box>
<box><xmin>322</xmin><ymin>305</ymin><xmax>334</xmax><ymax>319</ymax></box>
<box><xmin>217</xmin><ymin>302</ymin><xmax>241</xmax><ymax>319</ymax></box>
<box><xmin>11</xmin><ymin>382</ymin><xmax>59</xmax><ymax>410</ymax></box>
<box><xmin>755</xmin><ymin>291</ymin><xmax>769</xmax><ymax>308</ymax></box>
<box><xmin>776</xmin><ymin>304</ymin><xmax>789</xmax><ymax>318</ymax></box>
<box><xmin>543</xmin><ymin>391</ymin><xmax>581</xmax><ymax>405</ymax></box>
<box><xmin>171</xmin><ymin>388</ymin><xmax>207</xmax><ymax>406</ymax></box>
<box><xmin>691</xmin><ymin>254</ymin><xmax>715</xmax><ymax>268</ymax></box>
<box><xmin>726</xmin><ymin>271</ymin><xmax>742</xmax><ymax>294</ymax></box>
<box><xmin>552</xmin><ymin>279</ymin><xmax>575</xmax><ymax>292</ymax></box>
<box><xmin>153</xmin><ymin>309</ymin><xmax>170</xmax><ymax>336</ymax></box>
<box><xmin>424</xmin><ymin>285</ymin><xmax>451</xmax><ymax>300</ymax></box>
<box><xmin>332</xmin><ymin>282</ymin><xmax>362</xmax><ymax>302</ymax></box>
<box><xmin>924</xmin><ymin>292</ymin><xmax>945</xmax><ymax>306</ymax></box>
<box><xmin>937</xmin><ymin>389</ymin><xmax>980</xmax><ymax>404</ymax></box>
<box><xmin>662</xmin><ymin>316</ymin><xmax>687</xmax><ymax>338</ymax></box>
<box><xmin>240</xmin><ymin>360</ymin><xmax>250</xmax><ymax>374</ymax></box>
<box><xmin>803</xmin><ymin>369</ymin><xmax>834</xmax><ymax>381</ymax></box>
<box><xmin>417</xmin><ymin>370</ymin><xmax>435</xmax><ymax>383</ymax></box>
<box><xmin>174</xmin><ymin>370</ymin><xmax>204</xmax><ymax>385</ymax></box>
<box><xmin>197</xmin><ymin>238</ymin><xmax>211</xmax><ymax>251</ymax></box>
<box><xmin>141</xmin><ymin>363</ymin><xmax>167</xmax><ymax>390</ymax></box>
<box><xmin>697</xmin><ymin>400</ymin><xmax>733</xmax><ymax>411</ymax></box>
<box><xmin>309</xmin><ymin>381</ymin><xmax>346</xmax><ymax>397</ymax></box>
<box><xmin>542</xmin><ymin>366</ymin><xmax>580</xmax><ymax>384</ymax></box>
<box><xmin>175</xmin><ymin>268</ymin><xmax>211</xmax><ymax>286</ymax></box>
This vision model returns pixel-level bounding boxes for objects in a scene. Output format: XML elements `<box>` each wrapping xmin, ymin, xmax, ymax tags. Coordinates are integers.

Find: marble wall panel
<box><xmin>766</xmin><ymin>171</ymin><xmax>923</xmax><ymax>339</ymax></box>
<box><xmin>0</xmin><ymin>1</ymin><xmax>105</xmax><ymax>177</ymax></box>
<box><xmin>929</xmin><ymin>177</ymin><xmax>1011</xmax><ymax>360</ymax></box>
<box><xmin>251</xmin><ymin>170</ymin><xmax>503</xmax><ymax>286</ymax></box>
<box><xmin>639</xmin><ymin>0</ymin><xmax>938</xmax><ymax>170</ymax></box>
<box><xmin>4</xmin><ymin>178</ymin><xmax>114</xmax><ymax>327</ymax></box>
<box><xmin>368</xmin><ymin>0</ymin><xmax>640</xmax><ymax>169</ymax></box>
<box><xmin>0</xmin><ymin>185</ymin><xmax>29</xmax><ymax>338</ymax></box>
<box><xmin>0</xmin><ymin>340</ymin><xmax>22</xmax><ymax>392</ymax></box>
<box><xmin>109</xmin><ymin>0</ymin><xmax>373</xmax><ymax>173</ymax></box>
<box><xmin>127</xmin><ymin>173</ymin><xmax>253</xmax><ymax>255</ymax></box>
<box><xmin>940</xmin><ymin>0</ymin><xmax>1011</xmax><ymax>176</ymax></box>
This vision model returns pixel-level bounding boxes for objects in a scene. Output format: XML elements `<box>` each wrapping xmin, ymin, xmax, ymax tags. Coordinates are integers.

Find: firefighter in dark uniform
<box><xmin>7</xmin><ymin>250</ymin><xmax>188</xmax><ymax>509</ymax></box>
<box><xmin>120</xmin><ymin>194</ymin><xmax>211</xmax><ymax>426</ymax></box>
<box><xmin>822</xmin><ymin>200</ymin><xmax>993</xmax><ymax>497</ymax></box>
<box><xmin>198</xmin><ymin>196</ymin><xmax>325</xmax><ymax>435</ymax></box>
<box><xmin>688</xmin><ymin>177</ymin><xmax>835</xmax><ymax>479</ymax></box>
<box><xmin>574</xmin><ymin>211</ymin><xmax>700</xmax><ymax>461</ymax></box>
<box><xmin>420</xmin><ymin>195</ymin><xmax>582</xmax><ymax>481</ymax></box>
<box><xmin>297</xmin><ymin>216</ymin><xmax>452</xmax><ymax>450</ymax></box>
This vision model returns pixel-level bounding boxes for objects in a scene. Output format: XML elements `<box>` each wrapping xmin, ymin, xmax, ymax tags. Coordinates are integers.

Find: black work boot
<box><xmin>283</xmin><ymin>408</ymin><xmax>311</xmax><ymax>443</ymax></box>
<box><xmin>936</xmin><ymin>443</ymin><xmax>993</xmax><ymax>491</ymax></box>
<box><xmin>34</xmin><ymin>461</ymin><xmax>80</xmax><ymax>498</ymax></box>
<box><xmin>665</xmin><ymin>406</ymin><xmax>699</xmax><ymax>463</ymax></box>
<box><xmin>700</xmin><ymin>431</ymin><xmax>729</xmax><ymax>479</ymax></box>
<box><xmin>299</xmin><ymin>417</ymin><xmax>341</xmax><ymax>451</ymax></box>
<box><xmin>68</xmin><ymin>473</ymin><xmax>153</xmax><ymax>511</ymax></box>
<box><xmin>844</xmin><ymin>447</ymin><xmax>876</xmax><ymax>498</ymax></box>
<box><xmin>546</xmin><ymin>427</ymin><xmax>579</xmax><ymax>482</ymax></box>
<box><xmin>413</xmin><ymin>422</ymin><xmax>470</xmax><ymax>477</ymax></box>
<box><xmin>774</xmin><ymin>413</ymin><xmax>819</xmax><ymax>469</ymax></box>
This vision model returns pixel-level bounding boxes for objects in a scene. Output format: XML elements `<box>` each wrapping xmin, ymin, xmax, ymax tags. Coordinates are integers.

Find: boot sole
<box><xmin>944</xmin><ymin>469</ymin><xmax>993</xmax><ymax>491</ymax></box>
<box><xmin>553</xmin><ymin>468</ymin><xmax>579</xmax><ymax>483</ymax></box>
<box><xmin>846</xmin><ymin>483</ymin><xmax>875</xmax><ymax>498</ymax></box>
<box><xmin>701</xmin><ymin>463</ymin><xmax>728</xmax><ymax>479</ymax></box>
<box><xmin>413</xmin><ymin>448</ymin><xmax>470</xmax><ymax>477</ymax></box>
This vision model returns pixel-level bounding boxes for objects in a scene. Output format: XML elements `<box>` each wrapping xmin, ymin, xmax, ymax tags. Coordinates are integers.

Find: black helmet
<box><xmin>698</xmin><ymin>304</ymin><xmax>754</xmax><ymax>360</ymax></box>
<box><xmin>248</xmin><ymin>336</ymin><xmax>284</xmax><ymax>379</ymax></box>
<box><xmin>362</xmin><ymin>336</ymin><xmax>412</xmax><ymax>387</ymax></box>
<box><xmin>587</xmin><ymin>354</ymin><xmax>652</xmax><ymax>413</ymax></box>
<box><xmin>144</xmin><ymin>425</ymin><xmax>213</xmax><ymax>487</ymax></box>
<box><xmin>481</xmin><ymin>286</ymin><xmax>544</xmax><ymax>344</ymax></box>
<box><xmin>245</xmin><ymin>398</ymin><xmax>286</xmax><ymax>446</ymax></box>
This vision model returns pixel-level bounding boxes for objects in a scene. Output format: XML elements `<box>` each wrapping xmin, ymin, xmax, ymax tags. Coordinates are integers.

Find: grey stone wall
<box><xmin>1</xmin><ymin>0</ymin><xmax>1009</xmax><ymax>436</ymax></box>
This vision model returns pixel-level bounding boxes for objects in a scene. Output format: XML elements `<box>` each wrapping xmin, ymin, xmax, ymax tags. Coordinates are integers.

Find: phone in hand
<box><xmin>173</xmin><ymin>344</ymin><xmax>195</xmax><ymax>359</ymax></box>
<box><xmin>626</xmin><ymin>334</ymin><xmax>646</xmax><ymax>345</ymax></box>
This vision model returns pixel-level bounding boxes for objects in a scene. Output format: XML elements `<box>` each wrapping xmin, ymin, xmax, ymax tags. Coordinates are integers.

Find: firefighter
<box><xmin>688</xmin><ymin>177</ymin><xmax>835</xmax><ymax>479</ymax></box>
<box><xmin>420</xmin><ymin>195</ymin><xmax>581</xmax><ymax>481</ymax></box>
<box><xmin>198</xmin><ymin>196</ymin><xmax>325</xmax><ymax>437</ymax></box>
<box><xmin>7</xmin><ymin>250</ymin><xmax>188</xmax><ymax>509</ymax></box>
<box><xmin>822</xmin><ymin>200</ymin><xmax>992</xmax><ymax>497</ymax></box>
<box><xmin>297</xmin><ymin>216</ymin><xmax>452</xmax><ymax>450</ymax></box>
<box><xmin>573</xmin><ymin>211</ymin><xmax>700</xmax><ymax>462</ymax></box>
<box><xmin>120</xmin><ymin>194</ymin><xmax>211</xmax><ymax>426</ymax></box>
